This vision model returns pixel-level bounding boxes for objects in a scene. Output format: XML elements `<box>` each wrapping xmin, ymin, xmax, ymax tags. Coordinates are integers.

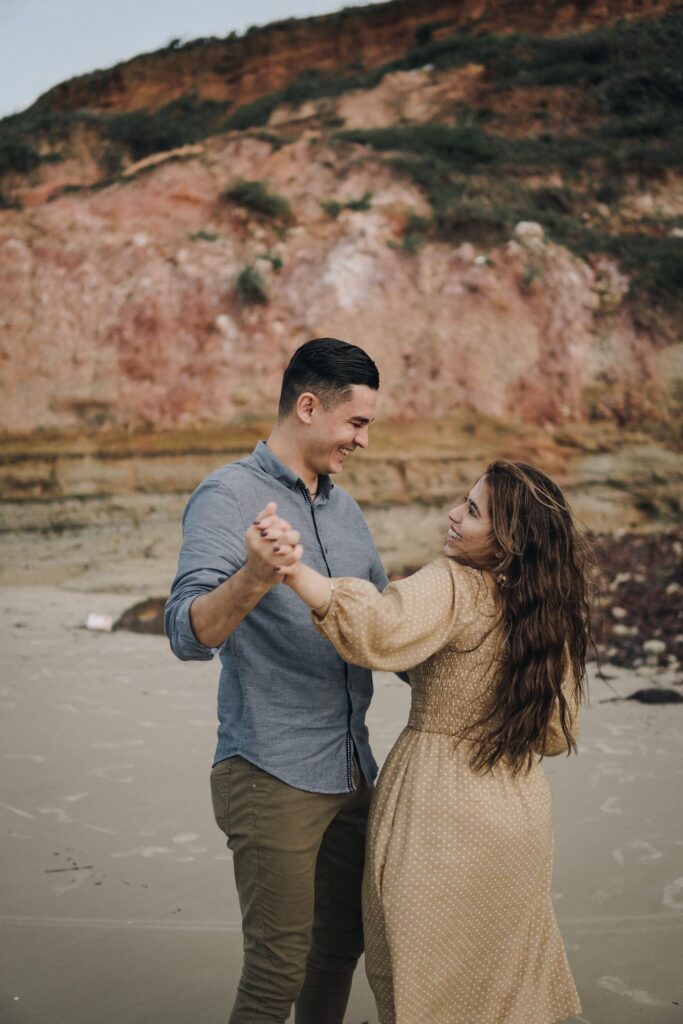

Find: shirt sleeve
<box><xmin>313</xmin><ymin>558</ymin><xmax>469</xmax><ymax>672</ymax></box>
<box><xmin>369</xmin><ymin>546</ymin><xmax>390</xmax><ymax>592</ymax></box>
<box><xmin>349</xmin><ymin>500</ymin><xmax>389</xmax><ymax>591</ymax></box>
<box><xmin>164</xmin><ymin>476</ymin><xmax>247</xmax><ymax>662</ymax></box>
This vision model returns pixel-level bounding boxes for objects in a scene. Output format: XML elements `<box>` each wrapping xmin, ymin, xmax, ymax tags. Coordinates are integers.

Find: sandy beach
<box><xmin>2</xmin><ymin>0</ymin><xmax>682</xmax><ymax>1017</ymax></box>
<box><xmin>2</xmin><ymin>562</ymin><xmax>682</xmax><ymax>1023</ymax></box>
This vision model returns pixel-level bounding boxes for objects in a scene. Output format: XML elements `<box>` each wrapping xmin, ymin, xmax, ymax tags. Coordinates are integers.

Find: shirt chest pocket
<box><xmin>323</xmin><ymin>544</ymin><xmax>374</xmax><ymax>582</ymax></box>
<box><xmin>301</xmin><ymin>507</ymin><xmax>375</xmax><ymax>581</ymax></box>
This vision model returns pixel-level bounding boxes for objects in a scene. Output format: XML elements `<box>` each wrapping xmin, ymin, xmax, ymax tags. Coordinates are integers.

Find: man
<box><xmin>165</xmin><ymin>338</ymin><xmax>387</xmax><ymax>1023</ymax></box>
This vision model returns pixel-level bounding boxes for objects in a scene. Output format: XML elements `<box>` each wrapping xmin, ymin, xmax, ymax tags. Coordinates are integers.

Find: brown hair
<box><xmin>278</xmin><ymin>338</ymin><xmax>379</xmax><ymax>418</ymax></box>
<box><xmin>469</xmin><ymin>461</ymin><xmax>596</xmax><ymax>775</ymax></box>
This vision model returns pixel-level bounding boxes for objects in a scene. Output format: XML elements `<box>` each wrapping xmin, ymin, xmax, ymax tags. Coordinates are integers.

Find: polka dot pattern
<box><xmin>315</xmin><ymin>557</ymin><xmax>582</xmax><ymax>1024</ymax></box>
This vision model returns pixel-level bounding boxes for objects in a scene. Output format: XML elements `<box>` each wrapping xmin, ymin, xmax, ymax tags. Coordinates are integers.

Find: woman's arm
<box><xmin>253</xmin><ymin>507</ymin><xmax>465</xmax><ymax>673</ymax></box>
<box><xmin>284</xmin><ymin>562</ymin><xmax>333</xmax><ymax>616</ymax></box>
<box><xmin>291</xmin><ymin>559</ymin><xmax>464</xmax><ymax>673</ymax></box>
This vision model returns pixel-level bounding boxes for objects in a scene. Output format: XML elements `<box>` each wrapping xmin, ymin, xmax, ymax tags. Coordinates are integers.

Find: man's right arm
<box><xmin>165</xmin><ymin>478</ymin><xmax>279</xmax><ymax>661</ymax></box>
<box><xmin>188</xmin><ymin>559</ymin><xmax>275</xmax><ymax>649</ymax></box>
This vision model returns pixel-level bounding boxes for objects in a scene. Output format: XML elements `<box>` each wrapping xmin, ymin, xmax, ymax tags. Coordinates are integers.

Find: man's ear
<box><xmin>295</xmin><ymin>392</ymin><xmax>320</xmax><ymax>424</ymax></box>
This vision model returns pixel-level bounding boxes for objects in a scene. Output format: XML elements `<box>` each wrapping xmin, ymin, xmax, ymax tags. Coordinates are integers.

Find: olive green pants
<box><xmin>210</xmin><ymin>755</ymin><xmax>372</xmax><ymax>1024</ymax></box>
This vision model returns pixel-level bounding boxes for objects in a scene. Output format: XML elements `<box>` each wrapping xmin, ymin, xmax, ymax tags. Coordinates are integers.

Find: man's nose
<box><xmin>354</xmin><ymin>426</ymin><xmax>369</xmax><ymax>449</ymax></box>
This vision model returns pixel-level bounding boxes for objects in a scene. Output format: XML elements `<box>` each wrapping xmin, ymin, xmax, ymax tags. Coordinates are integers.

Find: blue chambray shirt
<box><xmin>165</xmin><ymin>441</ymin><xmax>388</xmax><ymax>793</ymax></box>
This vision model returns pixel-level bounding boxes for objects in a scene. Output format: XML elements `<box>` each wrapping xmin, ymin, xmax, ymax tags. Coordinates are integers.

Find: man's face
<box><xmin>305</xmin><ymin>384</ymin><xmax>377</xmax><ymax>476</ymax></box>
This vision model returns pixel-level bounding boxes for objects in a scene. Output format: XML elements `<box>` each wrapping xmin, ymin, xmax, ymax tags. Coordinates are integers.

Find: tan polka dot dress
<box><xmin>314</xmin><ymin>556</ymin><xmax>581</xmax><ymax>1024</ymax></box>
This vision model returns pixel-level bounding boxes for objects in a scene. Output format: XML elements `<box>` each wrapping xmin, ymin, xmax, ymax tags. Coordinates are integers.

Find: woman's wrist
<box><xmin>311</xmin><ymin>580</ymin><xmax>333</xmax><ymax>617</ymax></box>
<box><xmin>282</xmin><ymin>562</ymin><xmax>303</xmax><ymax>586</ymax></box>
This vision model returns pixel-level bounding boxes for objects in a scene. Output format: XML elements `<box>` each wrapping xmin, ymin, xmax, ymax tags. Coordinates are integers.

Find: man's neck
<box><xmin>266</xmin><ymin>427</ymin><xmax>318</xmax><ymax>494</ymax></box>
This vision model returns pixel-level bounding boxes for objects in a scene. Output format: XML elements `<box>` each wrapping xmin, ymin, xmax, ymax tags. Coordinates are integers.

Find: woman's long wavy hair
<box><xmin>468</xmin><ymin>461</ymin><xmax>596</xmax><ymax>775</ymax></box>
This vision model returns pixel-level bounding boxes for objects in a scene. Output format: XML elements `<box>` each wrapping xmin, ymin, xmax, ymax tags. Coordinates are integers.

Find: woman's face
<box><xmin>444</xmin><ymin>476</ymin><xmax>498</xmax><ymax>569</ymax></box>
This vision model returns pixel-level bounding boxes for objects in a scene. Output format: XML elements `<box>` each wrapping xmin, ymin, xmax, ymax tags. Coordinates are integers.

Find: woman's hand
<box><xmin>246</xmin><ymin>502</ymin><xmax>303</xmax><ymax>582</ymax></box>
<box><xmin>247</xmin><ymin>503</ymin><xmax>331</xmax><ymax>614</ymax></box>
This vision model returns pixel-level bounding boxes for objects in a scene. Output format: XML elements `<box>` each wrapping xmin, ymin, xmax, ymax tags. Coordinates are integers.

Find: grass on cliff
<box><xmin>220</xmin><ymin>11</ymin><xmax>683</xmax><ymax>141</ymax></box>
<box><xmin>0</xmin><ymin>94</ymin><xmax>233</xmax><ymax>178</ymax></box>
<box><xmin>1</xmin><ymin>10</ymin><xmax>681</xmax><ymax>308</ymax></box>
<box><xmin>337</xmin><ymin>115</ymin><xmax>683</xmax><ymax>178</ymax></box>
<box><xmin>321</xmin><ymin>191</ymin><xmax>373</xmax><ymax>218</ymax></box>
<box><xmin>2</xmin><ymin>11</ymin><xmax>681</xmax><ymax>182</ymax></box>
<box><xmin>377</xmin><ymin>148</ymin><xmax>683</xmax><ymax>303</ymax></box>
<box><xmin>222</xmin><ymin>179</ymin><xmax>292</xmax><ymax>221</ymax></box>
<box><xmin>105</xmin><ymin>95</ymin><xmax>233</xmax><ymax>161</ymax></box>
<box><xmin>235</xmin><ymin>265</ymin><xmax>268</xmax><ymax>306</ymax></box>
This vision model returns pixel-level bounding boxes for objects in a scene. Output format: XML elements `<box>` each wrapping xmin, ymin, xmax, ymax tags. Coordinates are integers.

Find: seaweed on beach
<box><xmin>591</xmin><ymin>529</ymin><xmax>682</xmax><ymax>673</ymax></box>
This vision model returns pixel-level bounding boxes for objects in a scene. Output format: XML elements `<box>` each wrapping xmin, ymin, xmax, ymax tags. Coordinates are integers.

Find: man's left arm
<box><xmin>355</xmin><ymin>507</ymin><xmax>410</xmax><ymax>682</ymax></box>
<box><xmin>352</xmin><ymin>509</ymin><xmax>389</xmax><ymax>592</ymax></box>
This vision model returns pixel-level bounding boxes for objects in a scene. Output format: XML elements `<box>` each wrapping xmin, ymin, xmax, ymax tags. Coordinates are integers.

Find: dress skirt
<box><xmin>362</xmin><ymin>727</ymin><xmax>581</xmax><ymax>1024</ymax></box>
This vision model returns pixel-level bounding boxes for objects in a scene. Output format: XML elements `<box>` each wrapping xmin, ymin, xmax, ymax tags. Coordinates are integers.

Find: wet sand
<box><xmin>2</xmin><ymin>582</ymin><xmax>682</xmax><ymax>1024</ymax></box>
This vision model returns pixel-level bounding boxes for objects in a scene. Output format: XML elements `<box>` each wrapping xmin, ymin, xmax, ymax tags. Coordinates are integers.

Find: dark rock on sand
<box><xmin>113</xmin><ymin>597</ymin><xmax>166</xmax><ymax>635</ymax></box>
<box><xmin>626</xmin><ymin>688</ymin><xmax>683</xmax><ymax>704</ymax></box>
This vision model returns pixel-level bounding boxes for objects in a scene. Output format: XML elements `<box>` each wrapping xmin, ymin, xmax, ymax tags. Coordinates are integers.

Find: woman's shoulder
<box><xmin>436</xmin><ymin>555</ymin><xmax>484</xmax><ymax>584</ymax></box>
<box><xmin>435</xmin><ymin>556</ymin><xmax>497</xmax><ymax>611</ymax></box>
<box><xmin>396</xmin><ymin>557</ymin><xmax>494</xmax><ymax>609</ymax></box>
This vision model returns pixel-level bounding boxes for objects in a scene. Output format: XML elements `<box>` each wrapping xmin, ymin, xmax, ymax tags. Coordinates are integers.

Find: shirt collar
<box><xmin>251</xmin><ymin>441</ymin><xmax>333</xmax><ymax>500</ymax></box>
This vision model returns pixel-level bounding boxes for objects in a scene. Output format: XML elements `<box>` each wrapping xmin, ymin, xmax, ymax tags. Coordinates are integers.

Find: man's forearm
<box><xmin>190</xmin><ymin>563</ymin><xmax>275</xmax><ymax>648</ymax></box>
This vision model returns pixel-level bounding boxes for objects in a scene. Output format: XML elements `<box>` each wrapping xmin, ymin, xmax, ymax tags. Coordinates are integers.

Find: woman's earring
<box><xmin>496</xmin><ymin>572</ymin><xmax>507</xmax><ymax>588</ymax></box>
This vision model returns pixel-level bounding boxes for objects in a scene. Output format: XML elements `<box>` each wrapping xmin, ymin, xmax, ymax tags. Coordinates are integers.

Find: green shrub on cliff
<box><xmin>394</xmin><ymin>212</ymin><xmax>432</xmax><ymax>253</ymax></box>
<box><xmin>105</xmin><ymin>95</ymin><xmax>232</xmax><ymax>161</ymax></box>
<box><xmin>345</xmin><ymin>191</ymin><xmax>373</xmax><ymax>211</ymax></box>
<box><xmin>223</xmin><ymin>67</ymin><xmax>371</xmax><ymax>132</ymax></box>
<box><xmin>235</xmin><ymin>265</ymin><xmax>268</xmax><ymax>306</ymax></box>
<box><xmin>321</xmin><ymin>193</ymin><xmax>373</xmax><ymax>218</ymax></box>
<box><xmin>0</xmin><ymin>106</ymin><xmax>82</xmax><ymax>179</ymax></box>
<box><xmin>188</xmin><ymin>229</ymin><xmax>219</xmax><ymax>242</ymax></box>
<box><xmin>321</xmin><ymin>199</ymin><xmax>343</xmax><ymax>219</ymax></box>
<box><xmin>595</xmin><ymin>234</ymin><xmax>683</xmax><ymax>304</ymax></box>
<box><xmin>223</xmin><ymin>179</ymin><xmax>292</xmax><ymax>221</ymax></box>
<box><xmin>338</xmin><ymin>124</ymin><xmax>502</xmax><ymax>169</ymax></box>
<box><xmin>0</xmin><ymin>138</ymin><xmax>41</xmax><ymax>176</ymax></box>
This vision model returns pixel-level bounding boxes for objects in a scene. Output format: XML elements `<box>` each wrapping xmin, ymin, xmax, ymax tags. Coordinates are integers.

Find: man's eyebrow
<box><xmin>350</xmin><ymin>416</ymin><xmax>373</xmax><ymax>425</ymax></box>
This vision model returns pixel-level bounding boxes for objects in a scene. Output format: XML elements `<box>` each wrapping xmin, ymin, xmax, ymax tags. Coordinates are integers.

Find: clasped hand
<box><xmin>245</xmin><ymin>502</ymin><xmax>303</xmax><ymax>584</ymax></box>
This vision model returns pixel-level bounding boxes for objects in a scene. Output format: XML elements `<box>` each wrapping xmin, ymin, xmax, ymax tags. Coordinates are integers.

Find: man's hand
<box><xmin>188</xmin><ymin>503</ymin><xmax>302</xmax><ymax>649</ymax></box>
<box><xmin>247</xmin><ymin>502</ymin><xmax>303</xmax><ymax>582</ymax></box>
<box><xmin>249</xmin><ymin>505</ymin><xmax>331</xmax><ymax>614</ymax></box>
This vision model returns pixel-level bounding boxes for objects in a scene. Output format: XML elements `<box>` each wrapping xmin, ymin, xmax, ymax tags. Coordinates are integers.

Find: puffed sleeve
<box><xmin>540</xmin><ymin>663</ymin><xmax>582</xmax><ymax>756</ymax></box>
<box><xmin>313</xmin><ymin>557</ymin><xmax>473</xmax><ymax>672</ymax></box>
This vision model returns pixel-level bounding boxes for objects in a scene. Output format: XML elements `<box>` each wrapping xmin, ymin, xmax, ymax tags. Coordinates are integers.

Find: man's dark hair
<box><xmin>278</xmin><ymin>338</ymin><xmax>379</xmax><ymax>418</ymax></box>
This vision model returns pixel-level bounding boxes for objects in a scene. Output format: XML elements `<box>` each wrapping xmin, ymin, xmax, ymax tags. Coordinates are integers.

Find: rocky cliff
<box><xmin>18</xmin><ymin>0</ymin><xmax>679</xmax><ymax>120</ymax></box>
<box><xmin>0</xmin><ymin>0</ymin><xmax>681</xmax><ymax>543</ymax></box>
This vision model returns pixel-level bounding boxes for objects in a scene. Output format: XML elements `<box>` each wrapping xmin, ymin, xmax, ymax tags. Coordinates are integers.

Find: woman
<box><xmin>254</xmin><ymin>461</ymin><xmax>594</xmax><ymax>1024</ymax></box>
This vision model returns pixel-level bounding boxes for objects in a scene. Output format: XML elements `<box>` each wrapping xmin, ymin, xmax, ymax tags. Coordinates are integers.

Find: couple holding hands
<box><xmin>166</xmin><ymin>338</ymin><xmax>592</xmax><ymax>1024</ymax></box>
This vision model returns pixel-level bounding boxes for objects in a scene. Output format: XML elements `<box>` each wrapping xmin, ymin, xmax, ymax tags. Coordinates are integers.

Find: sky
<box><xmin>0</xmin><ymin>0</ymin><xmax>386</xmax><ymax>119</ymax></box>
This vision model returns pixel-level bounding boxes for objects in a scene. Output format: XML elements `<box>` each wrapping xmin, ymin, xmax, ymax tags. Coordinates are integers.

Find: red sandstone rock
<box><xmin>0</xmin><ymin>1</ymin><xmax>680</xmax><ymax>440</ymax></box>
<box><xmin>0</xmin><ymin>131</ymin><xmax>678</xmax><ymax>435</ymax></box>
